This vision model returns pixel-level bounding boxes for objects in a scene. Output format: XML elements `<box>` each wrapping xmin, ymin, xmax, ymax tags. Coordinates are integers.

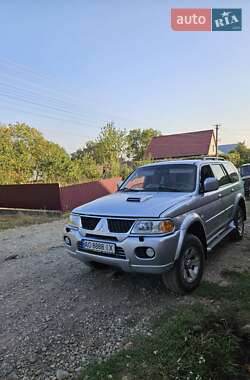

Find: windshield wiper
<box><xmin>119</xmin><ymin>187</ymin><xmax>141</xmax><ymax>192</ymax></box>
<box><xmin>157</xmin><ymin>186</ymin><xmax>183</xmax><ymax>192</ymax></box>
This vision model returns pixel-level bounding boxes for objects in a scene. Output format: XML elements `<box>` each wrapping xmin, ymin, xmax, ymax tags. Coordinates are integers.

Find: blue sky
<box><xmin>0</xmin><ymin>0</ymin><xmax>249</xmax><ymax>152</ymax></box>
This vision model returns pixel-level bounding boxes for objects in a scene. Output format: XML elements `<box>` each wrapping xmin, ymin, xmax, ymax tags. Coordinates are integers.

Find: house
<box><xmin>218</xmin><ymin>144</ymin><xmax>237</xmax><ymax>155</ymax></box>
<box><xmin>145</xmin><ymin>129</ymin><xmax>216</xmax><ymax>160</ymax></box>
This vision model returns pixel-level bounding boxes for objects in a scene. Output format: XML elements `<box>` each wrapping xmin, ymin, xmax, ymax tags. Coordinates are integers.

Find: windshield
<box><xmin>120</xmin><ymin>164</ymin><xmax>197</xmax><ymax>193</ymax></box>
<box><xmin>240</xmin><ymin>165</ymin><xmax>250</xmax><ymax>177</ymax></box>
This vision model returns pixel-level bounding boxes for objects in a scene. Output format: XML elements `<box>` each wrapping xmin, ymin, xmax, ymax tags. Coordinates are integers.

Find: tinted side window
<box><xmin>223</xmin><ymin>162</ymin><xmax>239</xmax><ymax>183</ymax></box>
<box><xmin>211</xmin><ymin>164</ymin><xmax>230</xmax><ymax>187</ymax></box>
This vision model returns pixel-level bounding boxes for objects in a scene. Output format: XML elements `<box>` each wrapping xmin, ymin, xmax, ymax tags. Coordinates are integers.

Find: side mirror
<box><xmin>117</xmin><ymin>180</ymin><xmax>123</xmax><ymax>191</ymax></box>
<box><xmin>203</xmin><ymin>177</ymin><xmax>219</xmax><ymax>193</ymax></box>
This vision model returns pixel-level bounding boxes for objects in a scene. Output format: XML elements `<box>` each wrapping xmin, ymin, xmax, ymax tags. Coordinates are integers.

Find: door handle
<box><xmin>218</xmin><ymin>193</ymin><xmax>222</xmax><ymax>198</ymax></box>
<box><xmin>231</xmin><ymin>188</ymin><xmax>235</xmax><ymax>192</ymax></box>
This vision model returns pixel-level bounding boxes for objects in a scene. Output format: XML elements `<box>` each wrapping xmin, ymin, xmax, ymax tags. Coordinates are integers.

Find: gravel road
<box><xmin>0</xmin><ymin>219</ymin><xmax>249</xmax><ymax>380</ymax></box>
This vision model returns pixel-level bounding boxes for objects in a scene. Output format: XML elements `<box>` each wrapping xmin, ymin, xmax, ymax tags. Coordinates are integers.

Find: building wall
<box><xmin>208</xmin><ymin>134</ymin><xmax>216</xmax><ymax>156</ymax></box>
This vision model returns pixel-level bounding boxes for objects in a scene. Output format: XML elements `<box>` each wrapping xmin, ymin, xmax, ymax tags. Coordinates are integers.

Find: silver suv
<box><xmin>64</xmin><ymin>159</ymin><xmax>246</xmax><ymax>294</ymax></box>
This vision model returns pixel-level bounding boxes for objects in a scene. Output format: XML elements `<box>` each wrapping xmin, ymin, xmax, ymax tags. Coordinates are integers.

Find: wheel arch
<box><xmin>232</xmin><ymin>194</ymin><xmax>247</xmax><ymax>221</ymax></box>
<box><xmin>237</xmin><ymin>197</ymin><xmax>247</xmax><ymax>220</ymax></box>
<box><xmin>175</xmin><ymin>214</ymin><xmax>207</xmax><ymax>261</ymax></box>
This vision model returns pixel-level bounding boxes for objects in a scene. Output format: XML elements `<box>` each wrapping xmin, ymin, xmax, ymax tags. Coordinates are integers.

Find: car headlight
<box><xmin>131</xmin><ymin>219</ymin><xmax>175</xmax><ymax>235</ymax></box>
<box><xmin>68</xmin><ymin>213</ymin><xmax>81</xmax><ymax>228</ymax></box>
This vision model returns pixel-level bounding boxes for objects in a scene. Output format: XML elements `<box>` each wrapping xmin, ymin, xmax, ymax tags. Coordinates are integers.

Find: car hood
<box><xmin>73</xmin><ymin>191</ymin><xmax>192</xmax><ymax>218</ymax></box>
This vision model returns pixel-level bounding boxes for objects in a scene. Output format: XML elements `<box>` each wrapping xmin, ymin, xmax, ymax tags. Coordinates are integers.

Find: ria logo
<box><xmin>171</xmin><ymin>8</ymin><xmax>242</xmax><ymax>32</ymax></box>
<box><xmin>212</xmin><ymin>9</ymin><xmax>242</xmax><ymax>31</ymax></box>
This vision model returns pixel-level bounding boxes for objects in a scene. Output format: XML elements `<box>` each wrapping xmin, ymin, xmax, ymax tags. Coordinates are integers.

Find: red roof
<box><xmin>145</xmin><ymin>130</ymin><xmax>215</xmax><ymax>159</ymax></box>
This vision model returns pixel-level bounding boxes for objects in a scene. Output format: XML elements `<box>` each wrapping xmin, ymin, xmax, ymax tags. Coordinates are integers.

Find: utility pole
<box><xmin>213</xmin><ymin>123</ymin><xmax>221</xmax><ymax>157</ymax></box>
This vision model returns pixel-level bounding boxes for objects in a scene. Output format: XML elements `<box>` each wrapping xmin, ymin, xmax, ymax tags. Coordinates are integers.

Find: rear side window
<box><xmin>223</xmin><ymin>162</ymin><xmax>239</xmax><ymax>183</ymax></box>
<box><xmin>211</xmin><ymin>164</ymin><xmax>230</xmax><ymax>187</ymax></box>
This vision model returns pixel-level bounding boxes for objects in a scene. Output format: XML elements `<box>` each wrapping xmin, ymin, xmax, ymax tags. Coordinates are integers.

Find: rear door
<box><xmin>222</xmin><ymin>161</ymin><xmax>241</xmax><ymax>221</ymax></box>
<box><xmin>211</xmin><ymin>164</ymin><xmax>232</xmax><ymax>227</ymax></box>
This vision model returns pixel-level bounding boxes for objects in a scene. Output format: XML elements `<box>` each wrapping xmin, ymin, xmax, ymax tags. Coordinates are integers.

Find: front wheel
<box><xmin>162</xmin><ymin>234</ymin><xmax>204</xmax><ymax>295</ymax></box>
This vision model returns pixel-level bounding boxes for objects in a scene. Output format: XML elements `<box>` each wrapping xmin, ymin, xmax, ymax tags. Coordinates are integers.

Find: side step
<box><xmin>207</xmin><ymin>226</ymin><xmax>235</xmax><ymax>253</ymax></box>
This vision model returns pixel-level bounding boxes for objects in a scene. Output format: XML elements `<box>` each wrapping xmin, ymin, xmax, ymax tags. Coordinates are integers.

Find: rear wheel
<box><xmin>162</xmin><ymin>234</ymin><xmax>204</xmax><ymax>295</ymax></box>
<box><xmin>231</xmin><ymin>206</ymin><xmax>245</xmax><ymax>241</ymax></box>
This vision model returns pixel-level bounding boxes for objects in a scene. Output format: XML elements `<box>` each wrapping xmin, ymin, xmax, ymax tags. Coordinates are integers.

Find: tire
<box><xmin>162</xmin><ymin>234</ymin><xmax>204</xmax><ymax>295</ymax></box>
<box><xmin>231</xmin><ymin>206</ymin><xmax>245</xmax><ymax>241</ymax></box>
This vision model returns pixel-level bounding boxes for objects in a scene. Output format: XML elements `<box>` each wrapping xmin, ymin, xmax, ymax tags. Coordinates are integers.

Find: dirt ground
<box><xmin>0</xmin><ymin>218</ymin><xmax>250</xmax><ymax>380</ymax></box>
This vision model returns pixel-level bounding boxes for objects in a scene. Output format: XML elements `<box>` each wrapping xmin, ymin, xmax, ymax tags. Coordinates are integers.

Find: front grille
<box><xmin>85</xmin><ymin>234</ymin><xmax>118</xmax><ymax>241</ymax></box>
<box><xmin>81</xmin><ymin>217</ymin><xmax>100</xmax><ymax>230</ymax></box>
<box><xmin>77</xmin><ymin>241</ymin><xmax>126</xmax><ymax>260</ymax></box>
<box><xmin>107</xmin><ymin>219</ymin><xmax>135</xmax><ymax>233</ymax></box>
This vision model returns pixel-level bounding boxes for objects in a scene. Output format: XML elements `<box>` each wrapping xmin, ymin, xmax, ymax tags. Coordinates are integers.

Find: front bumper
<box><xmin>63</xmin><ymin>226</ymin><xmax>180</xmax><ymax>274</ymax></box>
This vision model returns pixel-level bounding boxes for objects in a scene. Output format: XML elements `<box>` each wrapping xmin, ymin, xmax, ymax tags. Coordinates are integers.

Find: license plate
<box><xmin>81</xmin><ymin>239</ymin><xmax>115</xmax><ymax>255</ymax></box>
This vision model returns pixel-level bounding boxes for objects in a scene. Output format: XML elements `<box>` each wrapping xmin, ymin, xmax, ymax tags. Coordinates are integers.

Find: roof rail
<box><xmin>203</xmin><ymin>156</ymin><xmax>225</xmax><ymax>161</ymax></box>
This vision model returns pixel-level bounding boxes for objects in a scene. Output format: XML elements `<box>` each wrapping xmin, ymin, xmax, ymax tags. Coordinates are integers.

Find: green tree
<box><xmin>126</xmin><ymin>128</ymin><xmax>161</xmax><ymax>161</ymax></box>
<box><xmin>36</xmin><ymin>141</ymin><xmax>72</xmax><ymax>183</ymax></box>
<box><xmin>233</xmin><ymin>142</ymin><xmax>250</xmax><ymax>166</ymax></box>
<box><xmin>76</xmin><ymin>153</ymin><xmax>101</xmax><ymax>181</ymax></box>
<box><xmin>227</xmin><ymin>151</ymin><xmax>241</xmax><ymax>167</ymax></box>
<box><xmin>0</xmin><ymin>123</ymin><xmax>46</xmax><ymax>184</ymax></box>
<box><xmin>96</xmin><ymin>122</ymin><xmax>126</xmax><ymax>164</ymax></box>
<box><xmin>72</xmin><ymin>122</ymin><xmax>126</xmax><ymax>178</ymax></box>
<box><xmin>0</xmin><ymin>123</ymin><xmax>77</xmax><ymax>185</ymax></box>
<box><xmin>72</xmin><ymin>123</ymin><xmax>126</xmax><ymax>164</ymax></box>
<box><xmin>226</xmin><ymin>142</ymin><xmax>250</xmax><ymax>167</ymax></box>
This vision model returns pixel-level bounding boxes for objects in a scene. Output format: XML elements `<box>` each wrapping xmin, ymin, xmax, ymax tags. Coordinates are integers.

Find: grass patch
<box><xmin>78</xmin><ymin>272</ymin><xmax>250</xmax><ymax>380</ymax></box>
<box><xmin>0</xmin><ymin>211</ymin><xmax>64</xmax><ymax>231</ymax></box>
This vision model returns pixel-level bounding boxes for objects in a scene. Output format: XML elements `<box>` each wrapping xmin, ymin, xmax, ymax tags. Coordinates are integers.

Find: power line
<box><xmin>0</xmin><ymin>80</ymin><xmax>74</xmax><ymax>109</ymax></box>
<box><xmin>0</xmin><ymin>101</ymin><xmax>99</xmax><ymax>139</ymax></box>
<box><xmin>0</xmin><ymin>57</ymin><xmax>153</xmax><ymax>128</ymax></box>
<box><xmin>0</xmin><ymin>90</ymin><xmax>111</xmax><ymax>127</ymax></box>
<box><xmin>0</xmin><ymin>71</ymin><xmax>146</xmax><ymax>128</ymax></box>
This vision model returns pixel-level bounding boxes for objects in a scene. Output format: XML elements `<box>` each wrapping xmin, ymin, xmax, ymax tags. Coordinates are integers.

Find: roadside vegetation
<box><xmin>0</xmin><ymin>122</ymin><xmax>159</xmax><ymax>185</ymax></box>
<box><xmin>0</xmin><ymin>211</ymin><xmax>64</xmax><ymax>231</ymax></box>
<box><xmin>1</xmin><ymin>122</ymin><xmax>250</xmax><ymax>187</ymax></box>
<box><xmin>78</xmin><ymin>270</ymin><xmax>250</xmax><ymax>380</ymax></box>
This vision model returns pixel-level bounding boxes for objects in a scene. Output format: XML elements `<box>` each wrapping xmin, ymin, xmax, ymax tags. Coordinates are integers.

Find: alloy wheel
<box><xmin>181</xmin><ymin>247</ymin><xmax>201</xmax><ymax>284</ymax></box>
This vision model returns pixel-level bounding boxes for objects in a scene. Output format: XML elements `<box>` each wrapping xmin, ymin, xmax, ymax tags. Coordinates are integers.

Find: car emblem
<box><xmin>95</xmin><ymin>218</ymin><xmax>108</xmax><ymax>233</ymax></box>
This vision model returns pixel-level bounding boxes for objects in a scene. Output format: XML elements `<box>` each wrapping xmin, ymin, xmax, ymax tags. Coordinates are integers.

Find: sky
<box><xmin>0</xmin><ymin>0</ymin><xmax>249</xmax><ymax>153</ymax></box>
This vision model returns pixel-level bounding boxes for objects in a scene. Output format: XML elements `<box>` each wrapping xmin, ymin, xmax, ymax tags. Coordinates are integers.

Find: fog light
<box><xmin>64</xmin><ymin>236</ymin><xmax>71</xmax><ymax>246</ymax></box>
<box><xmin>146</xmin><ymin>248</ymin><xmax>155</xmax><ymax>258</ymax></box>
